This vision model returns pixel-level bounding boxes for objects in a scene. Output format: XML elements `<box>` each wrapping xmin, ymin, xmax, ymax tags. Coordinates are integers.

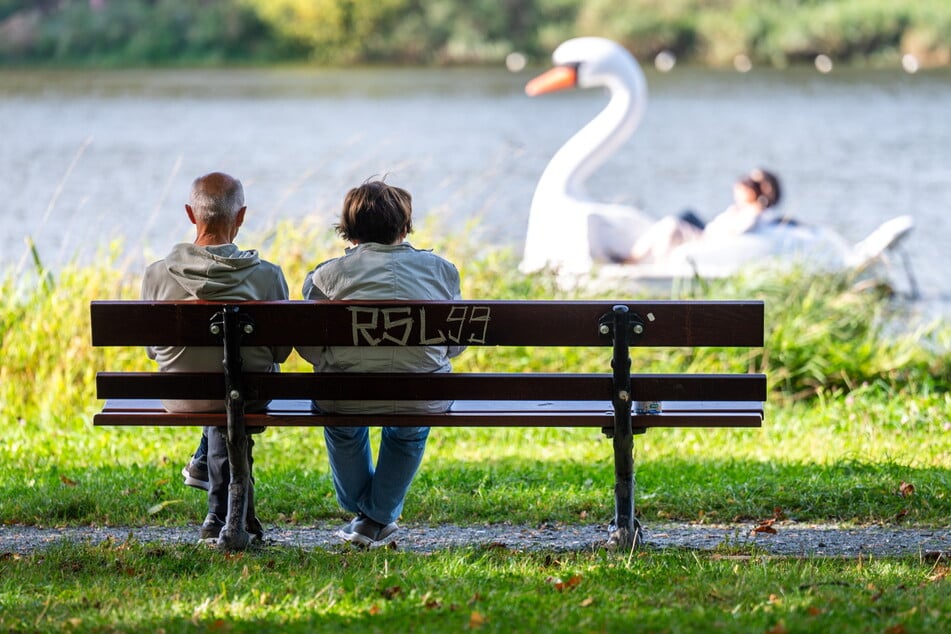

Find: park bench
<box><xmin>90</xmin><ymin>299</ymin><xmax>766</xmax><ymax>551</ymax></box>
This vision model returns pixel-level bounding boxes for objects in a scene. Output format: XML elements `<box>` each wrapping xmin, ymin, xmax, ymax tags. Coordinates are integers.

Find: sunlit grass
<box><xmin>1</xmin><ymin>541</ymin><xmax>947</xmax><ymax>633</ymax></box>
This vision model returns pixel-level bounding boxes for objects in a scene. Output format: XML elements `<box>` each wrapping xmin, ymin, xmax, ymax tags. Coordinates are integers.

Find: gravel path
<box><xmin>2</xmin><ymin>522</ymin><xmax>949</xmax><ymax>557</ymax></box>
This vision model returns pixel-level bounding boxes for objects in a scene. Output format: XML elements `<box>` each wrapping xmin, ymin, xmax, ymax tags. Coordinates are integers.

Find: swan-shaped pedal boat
<box><xmin>520</xmin><ymin>36</ymin><xmax>914</xmax><ymax>284</ymax></box>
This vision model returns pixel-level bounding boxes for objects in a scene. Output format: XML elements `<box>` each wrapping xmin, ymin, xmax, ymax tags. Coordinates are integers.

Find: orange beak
<box><xmin>525</xmin><ymin>65</ymin><xmax>577</xmax><ymax>97</ymax></box>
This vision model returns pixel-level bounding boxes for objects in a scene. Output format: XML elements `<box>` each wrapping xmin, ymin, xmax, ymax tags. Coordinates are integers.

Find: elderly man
<box><xmin>141</xmin><ymin>171</ymin><xmax>290</xmax><ymax>542</ymax></box>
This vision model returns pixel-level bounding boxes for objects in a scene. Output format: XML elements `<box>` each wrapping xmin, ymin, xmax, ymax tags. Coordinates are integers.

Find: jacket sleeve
<box><xmin>140</xmin><ymin>266</ymin><xmax>158</xmax><ymax>361</ymax></box>
<box><xmin>269</xmin><ymin>266</ymin><xmax>293</xmax><ymax>364</ymax></box>
<box><xmin>446</xmin><ymin>264</ymin><xmax>466</xmax><ymax>359</ymax></box>
<box><xmin>296</xmin><ymin>266</ymin><xmax>326</xmax><ymax>365</ymax></box>
<box><xmin>301</xmin><ymin>267</ymin><xmax>331</xmax><ymax>300</ymax></box>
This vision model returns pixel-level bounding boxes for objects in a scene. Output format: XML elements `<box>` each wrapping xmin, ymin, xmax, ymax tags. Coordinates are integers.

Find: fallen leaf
<box><xmin>899</xmin><ymin>481</ymin><xmax>915</xmax><ymax>497</ymax></box>
<box><xmin>580</xmin><ymin>597</ymin><xmax>595</xmax><ymax>607</ymax></box>
<box><xmin>807</xmin><ymin>607</ymin><xmax>823</xmax><ymax>616</ymax></box>
<box><xmin>147</xmin><ymin>499</ymin><xmax>182</xmax><ymax>515</ymax></box>
<box><xmin>927</xmin><ymin>565</ymin><xmax>948</xmax><ymax>582</ymax></box>
<box><xmin>60</xmin><ymin>475</ymin><xmax>78</xmax><ymax>487</ymax></box>
<box><xmin>469</xmin><ymin>611</ymin><xmax>486</xmax><ymax>628</ymax></box>
<box><xmin>773</xmin><ymin>507</ymin><xmax>787</xmax><ymax>520</ymax></box>
<box><xmin>368</xmin><ymin>605</ymin><xmax>381</xmax><ymax>616</ymax></box>
<box><xmin>765</xmin><ymin>622</ymin><xmax>787</xmax><ymax>634</ymax></box>
<box><xmin>381</xmin><ymin>585</ymin><xmax>401</xmax><ymax>600</ymax></box>
<box><xmin>752</xmin><ymin>519</ymin><xmax>778</xmax><ymax>535</ymax></box>
<box><xmin>884</xmin><ymin>625</ymin><xmax>906</xmax><ymax>634</ymax></box>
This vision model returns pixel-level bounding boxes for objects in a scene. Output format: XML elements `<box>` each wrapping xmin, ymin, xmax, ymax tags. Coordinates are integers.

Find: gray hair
<box><xmin>188</xmin><ymin>172</ymin><xmax>245</xmax><ymax>223</ymax></box>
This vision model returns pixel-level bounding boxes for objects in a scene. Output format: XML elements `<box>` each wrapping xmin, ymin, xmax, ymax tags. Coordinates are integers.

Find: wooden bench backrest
<box><xmin>92</xmin><ymin>299</ymin><xmax>767</xmax><ymax>405</ymax></box>
<box><xmin>91</xmin><ymin>300</ymin><xmax>764</xmax><ymax>348</ymax></box>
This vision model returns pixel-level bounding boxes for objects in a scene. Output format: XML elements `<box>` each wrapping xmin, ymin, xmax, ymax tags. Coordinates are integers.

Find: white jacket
<box><xmin>298</xmin><ymin>241</ymin><xmax>464</xmax><ymax>414</ymax></box>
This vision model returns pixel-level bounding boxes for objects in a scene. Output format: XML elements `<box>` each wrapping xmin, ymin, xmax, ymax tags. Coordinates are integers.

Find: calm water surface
<box><xmin>1</xmin><ymin>66</ymin><xmax>949</xmax><ymax>308</ymax></box>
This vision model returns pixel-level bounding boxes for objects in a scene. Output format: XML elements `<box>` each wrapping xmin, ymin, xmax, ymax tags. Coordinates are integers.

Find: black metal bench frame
<box><xmin>91</xmin><ymin>299</ymin><xmax>766</xmax><ymax>551</ymax></box>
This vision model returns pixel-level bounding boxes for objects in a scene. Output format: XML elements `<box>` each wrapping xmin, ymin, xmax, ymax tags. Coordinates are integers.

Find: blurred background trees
<box><xmin>1</xmin><ymin>0</ymin><xmax>949</xmax><ymax>68</ymax></box>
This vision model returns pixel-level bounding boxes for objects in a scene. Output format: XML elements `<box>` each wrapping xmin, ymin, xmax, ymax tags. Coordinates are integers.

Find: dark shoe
<box><xmin>182</xmin><ymin>457</ymin><xmax>209</xmax><ymax>491</ymax></box>
<box><xmin>200</xmin><ymin>513</ymin><xmax>225</xmax><ymax>540</ymax></box>
<box><xmin>182</xmin><ymin>435</ymin><xmax>209</xmax><ymax>491</ymax></box>
<box><xmin>337</xmin><ymin>513</ymin><xmax>398</xmax><ymax>547</ymax></box>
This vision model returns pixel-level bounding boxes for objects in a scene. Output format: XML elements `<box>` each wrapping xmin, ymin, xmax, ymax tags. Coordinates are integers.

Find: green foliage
<box><xmin>4</xmin><ymin>0</ymin><xmax>950</xmax><ymax>67</ymax></box>
<box><xmin>0</xmin><ymin>0</ymin><xmax>299</xmax><ymax>66</ymax></box>
<box><xmin>703</xmin><ymin>267</ymin><xmax>949</xmax><ymax>399</ymax></box>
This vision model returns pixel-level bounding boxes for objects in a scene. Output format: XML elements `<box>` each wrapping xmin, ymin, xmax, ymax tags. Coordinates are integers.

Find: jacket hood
<box><xmin>164</xmin><ymin>243</ymin><xmax>262</xmax><ymax>298</ymax></box>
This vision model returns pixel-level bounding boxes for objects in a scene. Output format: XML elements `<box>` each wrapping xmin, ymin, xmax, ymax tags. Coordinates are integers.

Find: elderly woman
<box><xmin>297</xmin><ymin>180</ymin><xmax>464</xmax><ymax>548</ymax></box>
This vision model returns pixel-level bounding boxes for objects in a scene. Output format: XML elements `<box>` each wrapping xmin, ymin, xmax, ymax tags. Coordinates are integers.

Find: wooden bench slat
<box><xmin>96</xmin><ymin>372</ymin><xmax>767</xmax><ymax>402</ymax></box>
<box><xmin>90</xmin><ymin>300</ymin><xmax>764</xmax><ymax>348</ymax></box>
<box><xmin>94</xmin><ymin>398</ymin><xmax>764</xmax><ymax>428</ymax></box>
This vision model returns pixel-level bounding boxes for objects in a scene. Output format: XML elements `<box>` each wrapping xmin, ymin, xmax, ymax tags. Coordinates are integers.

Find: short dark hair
<box><xmin>336</xmin><ymin>180</ymin><xmax>413</xmax><ymax>244</ymax></box>
<box><xmin>749</xmin><ymin>168</ymin><xmax>781</xmax><ymax>208</ymax></box>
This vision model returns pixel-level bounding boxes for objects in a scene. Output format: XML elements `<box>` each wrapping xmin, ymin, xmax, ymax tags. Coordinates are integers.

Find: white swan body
<box><xmin>521</xmin><ymin>37</ymin><xmax>655</xmax><ymax>274</ymax></box>
<box><xmin>665</xmin><ymin>218</ymin><xmax>913</xmax><ymax>279</ymax></box>
<box><xmin>522</xmin><ymin>37</ymin><xmax>914</xmax><ymax>283</ymax></box>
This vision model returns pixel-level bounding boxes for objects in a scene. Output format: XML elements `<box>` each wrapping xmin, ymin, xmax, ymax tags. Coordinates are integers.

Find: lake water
<box><xmin>1</xmin><ymin>65</ymin><xmax>949</xmax><ymax>310</ymax></box>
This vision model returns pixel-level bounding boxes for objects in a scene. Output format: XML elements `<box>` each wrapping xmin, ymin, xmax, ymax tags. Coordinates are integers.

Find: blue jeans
<box><xmin>324</xmin><ymin>425</ymin><xmax>430</xmax><ymax>525</ymax></box>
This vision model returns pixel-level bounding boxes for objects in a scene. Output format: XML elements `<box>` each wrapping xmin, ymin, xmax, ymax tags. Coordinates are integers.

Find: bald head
<box><xmin>188</xmin><ymin>172</ymin><xmax>245</xmax><ymax>224</ymax></box>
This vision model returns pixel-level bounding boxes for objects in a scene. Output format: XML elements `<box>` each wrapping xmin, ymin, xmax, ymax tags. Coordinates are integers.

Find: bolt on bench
<box><xmin>91</xmin><ymin>299</ymin><xmax>766</xmax><ymax>551</ymax></box>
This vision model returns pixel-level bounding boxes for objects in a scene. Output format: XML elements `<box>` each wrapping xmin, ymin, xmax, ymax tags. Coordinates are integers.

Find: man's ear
<box><xmin>185</xmin><ymin>204</ymin><xmax>197</xmax><ymax>225</ymax></box>
<box><xmin>236</xmin><ymin>206</ymin><xmax>247</xmax><ymax>228</ymax></box>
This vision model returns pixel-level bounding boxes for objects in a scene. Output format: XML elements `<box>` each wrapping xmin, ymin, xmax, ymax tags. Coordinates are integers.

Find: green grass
<box><xmin>1</xmin><ymin>219</ymin><xmax>949</xmax><ymax>631</ymax></box>
<box><xmin>1</xmin><ymin>541</ymin><xmax>947</xmax><ymax>633</ymax></box>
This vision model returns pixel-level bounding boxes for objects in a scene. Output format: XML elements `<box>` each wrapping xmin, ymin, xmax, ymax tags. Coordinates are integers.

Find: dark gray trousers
<box><xmin>205</xmin><ymin>426</ymin><xmax>255</xmax><ymax>518</ymax></box>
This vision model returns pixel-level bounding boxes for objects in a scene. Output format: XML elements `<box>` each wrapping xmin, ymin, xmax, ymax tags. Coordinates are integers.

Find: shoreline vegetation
<box><xmin>1</xmin><ymin>0</ymin><xmax>950</xmax><ymax>71</ymax></box>
<box><xmin>1</xmin><ymin>222</ymin><xmax>949</xmax><ymax>631</ymax></box>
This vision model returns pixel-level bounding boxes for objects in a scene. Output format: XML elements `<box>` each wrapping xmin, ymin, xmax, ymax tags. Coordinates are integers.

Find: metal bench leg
<box><xmin>602</xmin><ymin>305</ymin><xmax>644</xmax><ymax>551</ymax></box>
<box><xmin>213</xmin><ymin>307</ymin><xmax>255</xmax><ymax>551</ymax></box>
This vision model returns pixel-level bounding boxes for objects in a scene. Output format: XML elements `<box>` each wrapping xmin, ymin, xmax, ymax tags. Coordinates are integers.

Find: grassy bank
<box><xmin>1</xmin><ymin>221</ymin><xmax>948</xmax><ymax>631</ymax></box>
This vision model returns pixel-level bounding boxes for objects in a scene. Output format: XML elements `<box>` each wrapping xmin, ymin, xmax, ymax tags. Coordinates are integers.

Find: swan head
<box><xmin>526</xmin><ymin>37</ymin><xmax>646</xmax><ymax>103</ymax></box>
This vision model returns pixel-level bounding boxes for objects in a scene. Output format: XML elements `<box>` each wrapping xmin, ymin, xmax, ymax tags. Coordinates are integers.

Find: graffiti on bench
<box><xmin>348</xmin><ymin>305</ymin><xmax>491</xmax><ymax>346</ymax></box>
